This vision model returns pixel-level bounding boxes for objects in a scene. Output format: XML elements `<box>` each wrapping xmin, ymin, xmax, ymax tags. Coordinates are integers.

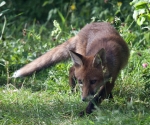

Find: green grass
<box><xmin>0</xmin><ymin>48</ymin><xmax>150</xmax><ymax>125</ymax></box>
<box><xmin>1</xmin><ymin>0</ymin><xmax>150</xmax><ymax>124</ymax></box>
<box><xmin>0</xmin><ymin>19</ymin><xmax>150</xmax><ymax>124</ymax></box>
<box><xmin>0</xmin><ymin>83</ymin><xmax>150</xmax><ymax>125</ymax></box>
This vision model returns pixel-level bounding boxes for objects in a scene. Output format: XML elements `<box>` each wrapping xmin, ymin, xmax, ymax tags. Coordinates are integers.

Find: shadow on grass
<box><xmin>0</xmin><ymin>92</ymin><xmax>86</xmax><ymax>124</ymax></box>
<box><xmin>0</xmin><ymin>89</ymin><xmax>150</xmax><ymax>124</ymax></box>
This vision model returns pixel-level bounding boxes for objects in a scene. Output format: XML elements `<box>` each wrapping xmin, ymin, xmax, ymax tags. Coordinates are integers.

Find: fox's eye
<box><xmin>78</xmin><ymin>79</ymin><xmax>83</xmax><ymax>84</ymax></box>
<box><xmin>90</xmin><ymin>80</ymin><xmax>97</xmax><ymax>85</ymax></box>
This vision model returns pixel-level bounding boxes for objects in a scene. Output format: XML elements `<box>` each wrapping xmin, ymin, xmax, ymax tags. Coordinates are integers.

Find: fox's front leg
<box><xmin>79</xmin><ymin>81</ymin><xmax>115</xmax><ymax>117</ymax></box>
<box><xmin>69</xmin><ymin>66</ymin><xmax>76</xmax><ymax>92</ymax></box>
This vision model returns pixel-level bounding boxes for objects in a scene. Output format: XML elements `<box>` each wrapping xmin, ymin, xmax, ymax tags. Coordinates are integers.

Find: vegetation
<box><xmin>0</xmin><ymin>0</ymin><xmax>150</xmax><ymax>124</ymax></box>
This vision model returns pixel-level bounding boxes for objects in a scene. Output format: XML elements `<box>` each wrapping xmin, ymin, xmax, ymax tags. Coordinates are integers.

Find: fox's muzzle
<box><xmin>81</xmin><ymin>95</ymin><xmax>94</xmax><ymax>102</ymax></box>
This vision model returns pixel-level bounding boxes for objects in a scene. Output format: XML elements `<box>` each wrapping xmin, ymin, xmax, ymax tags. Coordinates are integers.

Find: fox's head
<box><xmin>69</xmin><ymin>48</ymin><xmax>108</xmax><ymax>101</ymax></box>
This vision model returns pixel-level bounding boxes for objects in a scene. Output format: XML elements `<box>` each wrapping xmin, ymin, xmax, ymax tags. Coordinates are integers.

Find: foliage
<box><xmin>0</xmin><ymin>0</ymin><xmax>150</xmax><ymax>124</ymax></box>
<box><xmin>130</xmin><ymin>0</ymin><xmax>150</xmax><ymax>26</ymax></box>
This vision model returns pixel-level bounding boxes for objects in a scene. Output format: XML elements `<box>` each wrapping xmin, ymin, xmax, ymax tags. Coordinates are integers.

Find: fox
<box><xmin>13</xmin><ymin>22</ymin><xmax>129</xmax><ymax>116</ymax></box>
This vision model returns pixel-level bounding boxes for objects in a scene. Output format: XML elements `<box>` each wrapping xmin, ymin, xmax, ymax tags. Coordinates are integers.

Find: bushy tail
<box><xmin>12</xmin><ymin>37</ymin><xmax>76</xmax><ymax>77</ymax></box>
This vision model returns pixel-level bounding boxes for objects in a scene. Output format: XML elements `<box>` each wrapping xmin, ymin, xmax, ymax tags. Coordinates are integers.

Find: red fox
<box><xmin>13</xmin><ymin>22</ymin><xmax>129</xmax><ymax>116</ymax></box>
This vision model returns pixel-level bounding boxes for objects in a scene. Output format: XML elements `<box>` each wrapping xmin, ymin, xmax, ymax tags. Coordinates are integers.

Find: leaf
<box><xmin>134</xmin><ymin>1</ymin><xmax>148</xmax><ymax>10</ymax></box>
<box><xmin>57</xmin><ymin>10</ymin><xmax>65</xmax><ymax>24</ymax></box>
<box><xmin>144</xmin><ymin>32</ymin><xmax>150</xmax><ymax>42</ymax></box>
<box><xmin>144</xmin><ymin>14</ymin><xmax>150</xmax><ymax>20</ymax></box>
<box><xmin>42</xmin><ymin>0</ymin><xmax>54</xmax><ymax>7</ymax></box>
<box><xmin>133</xmin><ymin>9</ymin><xmax>145</xmax><ymax>20</ymax></box>
<box><xmin>133</xmin><ymin>11</ymin><xmax>139</xmax><ymax>20</ymax></box>
<box><xmin>0</xmin><ymin>1</ymin><xmax>6</xmax><ymax>7</ymax></box>
<box><xmin>0</xmin><ymin>9</ymin><xmax>9</xmax><ymax>17</ymax></box>
<box><xmin>137</xmin><ymin>16</ymin><xmax>145</xmax><ymax>26</ymax></box>
<box><xmin>47</xmin><ymin>9</ymin><xmax>57</xmax><ymax>21</ymax></box>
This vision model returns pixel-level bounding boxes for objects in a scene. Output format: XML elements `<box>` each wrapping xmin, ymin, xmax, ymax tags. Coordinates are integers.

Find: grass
<box><xmin>0</xmin><ymin>20</ymin><xmax>150</xmax><ymax>124</ymax></box>
<box><xmin>0</xmin><ymin>83</ymin><xmax>150</xmax><ymax>125</ymax></box>
<box><xmin>0</xmin><ymin>48</ymin><xmax>150</xmax><ymax>125</ymax></box>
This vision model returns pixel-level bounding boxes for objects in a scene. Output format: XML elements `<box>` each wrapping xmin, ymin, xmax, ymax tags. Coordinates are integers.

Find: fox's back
<box><xmin>78</xmin><ymin>22</ymin><xmax>120</xmax><ymax>39</ymax></box>
<box><xmin>13</xmin><ymin>22</ymin><xmax>129</xmax><ymax>78</ymax></box>
<box><xmin>77</xmin><ymin>22</ymin><xmax>129</xmax><ymax>76</ymax></box>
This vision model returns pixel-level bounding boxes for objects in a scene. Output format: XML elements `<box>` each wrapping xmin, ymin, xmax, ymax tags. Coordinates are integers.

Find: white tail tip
<box><xmin>12</xmin><ymin>70</ymin><xmax>21</xmax><ymax>78</ymax></box>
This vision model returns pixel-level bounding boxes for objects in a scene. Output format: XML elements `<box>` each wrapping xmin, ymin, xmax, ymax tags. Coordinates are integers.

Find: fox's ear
<box><xmin>69</xmin><ymin>50</ymin><xmax>83</xmax><ymax>67</ymax></box>
<box><xmin>92</xmin><ymin>48</ymin><xmax>106</xmax><ymax>68</ymax></box>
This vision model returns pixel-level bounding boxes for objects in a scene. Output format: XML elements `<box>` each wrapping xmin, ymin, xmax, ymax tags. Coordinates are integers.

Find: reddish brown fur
<box><xmin>13</xmin><ymin>22</ymin><xmax>129</xmax><ymax>116</ymax></box>
<box><xmin>74</xmin><ymin>56</ymin><xmax>105</xmax><ymax>99</ymax></box>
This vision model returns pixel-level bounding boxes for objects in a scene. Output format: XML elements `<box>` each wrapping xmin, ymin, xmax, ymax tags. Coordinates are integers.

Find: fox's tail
<box><xmin>12</xmin><ymin>37</ymin><xmax>76</xmax><ymax>77</ymax></box>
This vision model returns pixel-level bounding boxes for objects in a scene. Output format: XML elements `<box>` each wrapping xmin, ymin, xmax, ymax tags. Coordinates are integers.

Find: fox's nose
<box><xmin>82</xmin><ymin>98</ymin><xmax>86</xmax><ymax>102</ymax></box>
<box><xmin>82</xmin><ymin>94</ymin><xmax>94</xmax><ymax>102</ymax></box>
<box><xmin>82</xmin><ymin>97</ymin><xmax>86</xmax><ymax>101</ymax></box>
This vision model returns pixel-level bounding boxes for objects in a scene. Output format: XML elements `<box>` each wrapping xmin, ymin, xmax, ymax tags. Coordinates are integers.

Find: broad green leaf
<box><xmin>134</xmin><ymin>1</ymin><xmax>148</xmax><ymax>10</ymax></box>
<box><xmin>137</xmin><ymin>16</ymin><xmax>145</xmax><ymax>25</ymax></box>
<box><xmin>133</xmin><ymin>11</ymin><xmax>139</xmax><ymax>20</ymax></box>
<box><xmin>133</xmin><ymin>9</ymin><xmax>145</xmax><ymax>20</ymax></box>
<box><xmin>145</xmin><ymin>14</ymin><xmax>150</xmax><ymax>20</ymax></box>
